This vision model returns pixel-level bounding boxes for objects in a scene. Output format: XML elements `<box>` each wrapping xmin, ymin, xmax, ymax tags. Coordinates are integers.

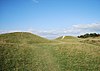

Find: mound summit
<box><xmin>0</xmin><ymin>32</ymin><xmax>51</xmax><ymax>44</ymax></box>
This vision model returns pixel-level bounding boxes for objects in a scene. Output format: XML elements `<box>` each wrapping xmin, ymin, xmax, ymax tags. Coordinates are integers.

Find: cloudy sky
<box><xmin>0</xmin><ymin>0</ymin><xmax>100</xmax><ymax>39</ymax></box>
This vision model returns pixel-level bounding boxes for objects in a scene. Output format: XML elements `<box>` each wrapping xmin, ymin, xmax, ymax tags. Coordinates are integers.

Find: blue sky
<box><xmin>0</xmin><ymin>0</ymin><xmax>100</xmax><ymax>38</ymax></box>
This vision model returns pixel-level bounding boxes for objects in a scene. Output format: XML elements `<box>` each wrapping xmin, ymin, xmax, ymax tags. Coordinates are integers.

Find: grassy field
<box><xmin>0</xmin><ymin>32</ymin><xmax>100</xmax><ymax>71</ymax></box>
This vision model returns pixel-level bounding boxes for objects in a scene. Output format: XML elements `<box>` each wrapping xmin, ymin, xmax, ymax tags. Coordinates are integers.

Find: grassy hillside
<box><xmin>55</xmin><ymin>36</ymin><xmax>80</xmax><ymax>44</ymax></box>
<box><xmin>56</xmin><ymin>36</ymin><xmax>77</xmax><ymax>40</ymax></box>
<box><xmin>0</xmin><ymin>32</ymin><xmax>100</xmax><ymax>71</ymax></box>
<box><xmin>79</xmin><ymin>37</ymin><xmax>100</xmax><ymax>46</ymax></box>
<box><xmin>0</xmin><ymin>32</ymin><xmax>52</xmax><ymax>44</ymax></box>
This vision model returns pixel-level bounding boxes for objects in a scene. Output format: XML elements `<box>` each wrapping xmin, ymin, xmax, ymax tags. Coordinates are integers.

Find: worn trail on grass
<box><xmin>33</xmin><ymin>45</ymin><xmax>61</xmax><ymax>71</ymax></box>
<box><xmin>32</xmin><ymin>42</ymin><xmax>100</xmax><ymax>71</ymax></box>
<box><xmin>0</xmin><ymin>32</ymin><xmax>100</xmax><ymax>71</ymax></box>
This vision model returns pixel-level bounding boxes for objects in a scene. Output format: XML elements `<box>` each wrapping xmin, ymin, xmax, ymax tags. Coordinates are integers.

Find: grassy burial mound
<box><xmin>0</xmin><ymin>32</ymin><xmax>100</xmax><ymax>71</ymax></box>
<box><xmin>55</xmin><ymin>36</ymin><xmax>79</xmax><ymax>44</ymax></box>
<box><xmin>0</xmin><ymin>32</ymin><xmax>52</xmax><ymax>71</ymax></box>
<box><xmin>0</xmin><ymin>32</ymin><xmax>52</xmax><ymax>44</ymax></box>
<box><xmin>56</xmin><ymin>36</ymin><xmax>77</xmax><ymax>40</ymax></box>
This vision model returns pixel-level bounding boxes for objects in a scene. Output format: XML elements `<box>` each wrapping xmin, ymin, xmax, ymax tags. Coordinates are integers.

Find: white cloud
<box><xmin>72</xmin><ymin>23</ymin><xmax>100</xmax><ymax>30</ymax></box>
<box><xmin>38</xmin><ymin>23</ymin><xmax>100</xmax><ymax>38</ymax></box>
<box><xmin>0</xmin><ymin>23</ymin><xmax>100</xmax><ymax>39</ymax></box>
<box><xmin>70</xmin><ymin>23</ymin><xmax>100</xmax><ymax>34</ymax></box>
<box><xmin>0</xmin><ymin>30</ymin><xmax>25</xmax><ymax>34</ymax></box>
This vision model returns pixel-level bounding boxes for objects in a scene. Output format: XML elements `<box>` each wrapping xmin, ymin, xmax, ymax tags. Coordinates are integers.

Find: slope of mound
<box><xmin>56</xmin><ymin>36</ymin><xmax>77</xmax><ymax>40</ymax></box>
<box><xmin>55</xmin><ymin>36</ymin><xmax>80</xmax><ymax>44</ymax></box>
<box><xmin>0</xmin><ymin>32</ymin><xmax>51</xmax><ymax>44</ymax></box>
<box><xmin>79</xmin><ymin>37</ymin><xmax>100</xmax><ymax>46</ymax></box>
<box><xmin>0</xmin><ymin>33</ymin><xmax>100</xmax><ymax>71</ymax></box>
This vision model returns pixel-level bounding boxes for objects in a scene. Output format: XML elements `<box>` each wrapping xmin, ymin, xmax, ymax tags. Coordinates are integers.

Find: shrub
<box><xmin>78</xmin><ymin>33</ymin><xmax>100</xmax><ymax>38</ymax></box>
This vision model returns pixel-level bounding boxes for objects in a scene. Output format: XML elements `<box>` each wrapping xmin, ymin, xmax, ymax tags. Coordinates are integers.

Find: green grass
<box><xmin>0</xmin><ymin>32</ymin><xmax>52</xmax><ymax>44</ymax></box>
<box><xmin>56</xmin><ymin>36</ymin><xmax>77</xmax><ymax>40</ymax></box>
<box><xmin>79</xmin><ymin>37</ymin><xmax>100</xmax><ymax>46</ymax></box>
<box><xmin>0</xmin><ymin>32</ymin><xmax>100</xmax><ymax>71</ymax></box>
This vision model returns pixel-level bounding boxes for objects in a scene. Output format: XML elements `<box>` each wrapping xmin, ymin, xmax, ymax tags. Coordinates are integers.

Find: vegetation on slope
<box><xmin>78</xmin><ymin>33</ymin><xmax>100</xmax><ymax>46</ymax></box>
<box><xmin>78</xmin><ymin>33</ymin><xmax>100</xmax><ymax>38</ymax></box>
<box><xmin>56</xmin><ymin>36</ymin><xmax>77</xmax><ymax>40</ymax></box>
<box><xmin>79</xmin><ymin>37</ymin><xmax>100</xmax><ymax>46</ymax></box>
<box><xmin>55</xmin><ymin>36</ymin><xmax>79</xmax><ymax>44</ymax></box>
<box><xmin>0</xmin><ymin>32</ymin><xmax>100</xmax><ymax>71</ymax></box>
<box><xmin>0</xmin><ymin>32</ymin><xmax>52</xmax><ymax>44</ymax></box>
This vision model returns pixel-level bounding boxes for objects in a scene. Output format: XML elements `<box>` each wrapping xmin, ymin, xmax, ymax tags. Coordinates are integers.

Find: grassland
<box><xmin>0</xmin><ymin>32</ymin><xmax>100</xmax><ymax>71</ymax></box>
